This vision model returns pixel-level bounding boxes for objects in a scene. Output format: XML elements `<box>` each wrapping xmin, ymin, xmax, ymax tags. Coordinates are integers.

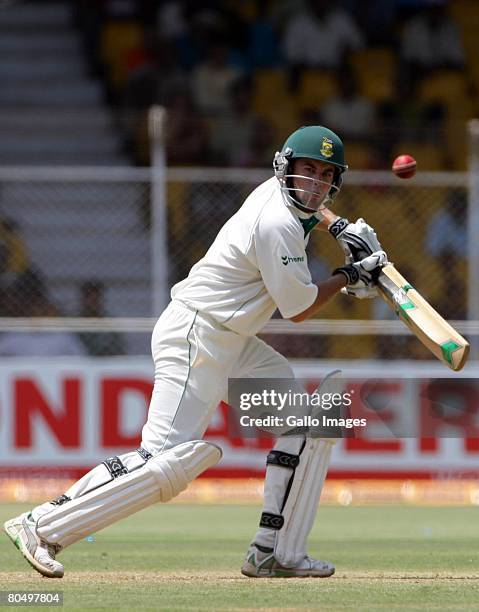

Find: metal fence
<box><xmin>165</xmin><ymin>168</ymin><xmax>473</xmax><ymax>361</ymax></box>
<box><xmin>0</xmin><ymin>163</ymin><xmax>475</xmax><ymax>360</ymax></box>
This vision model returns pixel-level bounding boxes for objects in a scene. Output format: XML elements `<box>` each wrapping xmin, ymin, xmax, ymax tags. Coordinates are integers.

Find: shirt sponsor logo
<box><xmin>281</xmin><ymin>255</ymin><xmax>305</xmax><ymax>265</ymax></box>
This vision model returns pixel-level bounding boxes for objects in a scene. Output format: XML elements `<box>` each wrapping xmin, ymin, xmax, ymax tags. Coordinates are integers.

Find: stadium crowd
<box><xmin>0</xmin><ymin>0</ymin><xmax>474</xmax><ymax>358</ymax></box>
<box><xmin>72</xmin><ymin>0</ymin><xmax>474</xmax><ymax>169</ymax></box>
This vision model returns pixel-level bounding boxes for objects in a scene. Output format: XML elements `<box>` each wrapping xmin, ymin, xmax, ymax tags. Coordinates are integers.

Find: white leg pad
<box><xmin>254</xmin><ymin>436</ymin><xmax>334</xmax><ymax>568</ymax></box>
<box><xmin>30</xmin><ymin>449</ymin><xmax>153</xmax><ymax>523</ymax></box>
<box><xmin>274</xmin><ymin>438</ymin><xmax>333</xmax><ymax>567</ymax></box>
<box><xmin>254</xmin><ymin>370</ymin><xmax>342</xmax><ymax>566</ymax></box>
<box><xmin>36</xmin><ymin>440</ymin><xmax>221</xmax><ymax>549</ymax></box>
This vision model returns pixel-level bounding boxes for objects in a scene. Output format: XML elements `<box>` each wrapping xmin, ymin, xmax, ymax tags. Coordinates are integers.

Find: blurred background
<box><xmin>0</xmin><ymin>0</ymin><xmax>478</xmax><ymax>499</ymax></box>
<box><xmin>0</xmin><ymin>0</ymin><xmax>477</xmax><ymax>357</ymax></box>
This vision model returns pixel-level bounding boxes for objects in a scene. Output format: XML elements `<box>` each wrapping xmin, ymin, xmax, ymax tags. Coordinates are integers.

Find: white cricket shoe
<box><xmin>241</xmin><ymin>543</ymin><xmax>335</xmax><ymax>578</ymax></box>
<box><xmin>4</xmin><ymin>512</ymin><xmax>64</xmax><ymax>578</ymax></box>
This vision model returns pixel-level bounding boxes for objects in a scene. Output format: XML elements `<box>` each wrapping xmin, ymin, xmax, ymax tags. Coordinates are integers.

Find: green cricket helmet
<box><xmin>273</xmin><ymin>125</ymin><xmax>348</xmax><ymax>213</ymax></box>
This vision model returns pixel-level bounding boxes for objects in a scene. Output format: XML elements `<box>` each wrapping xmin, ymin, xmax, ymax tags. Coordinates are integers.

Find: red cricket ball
<box><xmin>392</xmin><ymin>154</ymin><xmax>417</xmax><ymax>179</ymax></box>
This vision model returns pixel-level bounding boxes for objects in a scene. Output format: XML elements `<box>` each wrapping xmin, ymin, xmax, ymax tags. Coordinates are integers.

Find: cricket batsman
<box><xmin>4</xmin><ymin>125</ymin><xmax>387</xmax><ymax>578</ymax></box>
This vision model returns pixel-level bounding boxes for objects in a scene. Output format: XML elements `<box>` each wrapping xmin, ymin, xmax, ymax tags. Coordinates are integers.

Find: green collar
<box><xmin>299</xmin><ymin>216</ymin><xmax>319</xmax><ymax>238</ymax></box>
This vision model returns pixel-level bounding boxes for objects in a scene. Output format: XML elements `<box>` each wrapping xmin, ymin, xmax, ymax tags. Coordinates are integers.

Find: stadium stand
<box><xmin>0</xmin><ymin>1</ymin><xmax>150</xmax><ymax>344</ymax></box>
<box><xmin>0</xmin><ymin>0</ymin><xmax>476</xmax><ymax>356</ymax></box>
<box><xmin>0</xmin><ymin>2</ymin><xmax>126</xmax><ymax>165</ymax></box>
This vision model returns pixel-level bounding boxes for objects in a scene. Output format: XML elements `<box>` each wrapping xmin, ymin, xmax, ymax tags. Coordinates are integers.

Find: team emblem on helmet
<box><xmin>320</xmin><ymin>137</ymin><xmax>334</xmax><ymax>158</ymax></box>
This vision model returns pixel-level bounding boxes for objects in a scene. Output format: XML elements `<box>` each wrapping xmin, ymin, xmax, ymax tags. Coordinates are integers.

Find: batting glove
<box><xmin>333</xmin><ymin>250</ymin><xmax>388</xmax><ymax>299</ymax></box>
<box><xmin>329</xmin><ymin>217</ymin><xmax>384</xmax><ymax>263</ymax></box>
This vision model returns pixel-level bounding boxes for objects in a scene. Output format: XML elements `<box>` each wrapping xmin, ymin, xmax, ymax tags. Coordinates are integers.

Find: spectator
<box><xmin>101</xmin><ymin>0</ymin><xmax>142</xmax><ymax>19</ymax></box>
<box><xmin>7</xmin><ymin>269</ymin><xmax>56</xmax><ymax>317</ymax></box>
<box><xmin>318</xmin><ymin>64</ymin><xmax>376</xmax><ymax>141</ymax></box>
<box><xmin>208</xmin><ymin>77</ymin><xmax>269</xmax><ymax>165</ymax></box>
<box><xmin>156</xmin><ymin>0</ymin><xmax>188</xmax><ymax>41</ymax></box>
<box><xmin>164</xmin><ymin>88</ymin><xmax>209</xmax><ymax>165</ymax></box>
<box><xmin>191</xmin><ymin>36</ymin><xmax>243</xmax><ymax>114</ymax></box>
<box><xmin>174</xmin><ymin>7</ymin><xmax>228</xmax><ymax>71</ymax></box>
<box><xmin>282</xmin><ymin>0</ymin><xmax>363</xmax><ymax>85</ymax></box>
<box><xmin>127</xmin><ymin>34</ymin><xmax>188</xmax><ymax>105</ymax></box>
<box><xmin>0</xmin><ymin>217</ymin><xmax>30</xmax><ymax>315</ymax></box>
<box><xmin>377</xmin><ymin>64</ymin><xmax>445</xmax><ymax>146</ymax></box>
<box><xmin>425</xmin><ymin>189</ymin><xmax>467</xmax><ymax>258</ymax></box>
<box><xmin>0</xmin><ymin>270</ymin><xmax>87</xmax><ymax>356</ymax></box>
<box><xmin>396</xmin><ymin>0</ymin><xmax>434</xmax><ymax>10</ymax></box>
<box><xmin>246</xmin><ymin>2</ymin><xmax>281</xmax><ymax>69</ymax></box>
<box><xmin>423</xmin><ymin>184</ymin><xmax>468</xmax><ymax>320</ymax></box>
<box><xmin>236</xmin><ymin>116</ymin><xmax>276</xmax><ymax>168</ymax></box>
<box><xmin>171</xmin><ymin>181</ymin><xmax>245</xmax><ymax>283</ymax></box>
<box><xmin>400</xmin><ymin>1</ymin><xmax>465</xmax><ymax>75</ymax></box>
<box><xmin>0</xmin><ymin>242</ymin><xmax>12</xmax><ymax>316</ymax></box>
<box><xmin>77</xmin><ymin>280</ymin><xmax>124</xmax><ymax>356</ymax></box>
<box><xmin>433</xmin><ymin>252</ymin><xmax>467</xmax><ymax>320</ymax></box>
<box><xmin>342</xmin><ymin>0</ymin><xmax>398</xmax><ymax>46</ymax></box>
<box><xmin>73</xmin><ymin>0</ymin><xmax>102</xmax><ymax>75</ymax></box>
<box><xmin>121</xmin><ymin>34</ymin><xmax>187</xmax><ymax>155</ymax></box>
<box><xmin>0</xmin><ymin>217</ymin><xmax>29</xmax><ymax>280</ymax></box>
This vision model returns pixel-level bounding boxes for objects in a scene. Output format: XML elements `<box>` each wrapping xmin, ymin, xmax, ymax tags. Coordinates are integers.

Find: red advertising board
<box><xmin>1</xmin><ymin>358</ymin><xmax>478</xmax><ymax>478</ymax></box>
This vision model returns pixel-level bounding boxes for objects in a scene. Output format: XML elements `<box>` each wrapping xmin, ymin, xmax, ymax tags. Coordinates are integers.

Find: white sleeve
<box><xmin>254</xmin><ymin>219</ymin><xmax>318</xmax><ymax>319</ymax></box>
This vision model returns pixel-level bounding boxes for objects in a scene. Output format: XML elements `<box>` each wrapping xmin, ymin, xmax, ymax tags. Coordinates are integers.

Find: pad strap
<box><xmin>37</xmin><ymin>440</ymin><xmax>222</xmax><ymax>549</ymax></box>
<box><xmin>102</xmin><ymin>456</ymin><xmax>128</xmax><ymax>479</ymax></box>
<box><xmin>50</xmin><ymin>494</ymin><xmax>71</xmax><ymax>506</ymax></box>
<box><xmin>137</xmin><ymin>447</ymin><xmax>153</xmax><ymax>462</ymax></box>
<box><xmin>259</xmin><ymin>512</ymin><xmax>284</xmax><ymax>530</ymax></box>
<box><xmin>261</xmin><ymin>448</ymin><xmax>303</xmax><ymax>532</ymax></box>
<box><xmin>266</xmin><ymin>450</ymin><xmax>300</xmax><ymax>469</ymax></box>
<box><xmin>328</xmin><ymin>217</ymin><xmax>349</xmax><ymax>238</ymax></box>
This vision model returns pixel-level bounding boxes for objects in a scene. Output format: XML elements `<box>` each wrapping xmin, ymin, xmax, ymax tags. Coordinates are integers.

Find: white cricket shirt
<box><xmin>171</xmin><ymin>177</ymin><xmax>319</xmax><ymax>336</ymax></box>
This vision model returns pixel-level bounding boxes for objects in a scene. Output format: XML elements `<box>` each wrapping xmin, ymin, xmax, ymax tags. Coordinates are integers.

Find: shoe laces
<box><xmin>47</xmin><ymin>544</ymin><xmax>57</xmax><ymax>559</ymax></box>
<box><xmin>43</xmin><ymin>541</ymin><xmax>60</xmax><ymax>559</ymax></box>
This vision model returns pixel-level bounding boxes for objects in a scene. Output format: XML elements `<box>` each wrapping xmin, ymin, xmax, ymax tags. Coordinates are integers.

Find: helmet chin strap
<box><xmin>279</xmin><ymin>174</ymin><xmax>337</xmax><ymax>215</ymax></box>
<box><xmin>293</xmin><ymin>198</ymin><xmax>326</xmax><ymax>215</ymax></box>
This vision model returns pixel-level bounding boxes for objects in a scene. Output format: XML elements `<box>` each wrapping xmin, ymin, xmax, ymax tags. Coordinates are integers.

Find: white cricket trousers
<box><xmin>30</xmin><ymin>299</ymin><xmax>326</xmax><ymax>560</ymax></box>
<box><xmin>141</xmin><ymin>300</ymin><xmax>294</xmax><ymax>453</ymax></box>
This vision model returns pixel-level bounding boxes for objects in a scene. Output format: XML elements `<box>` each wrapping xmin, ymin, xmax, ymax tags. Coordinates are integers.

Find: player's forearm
<box><xmin>316</xmin><ymin>206</ymin><xmax>340</xmax><ymax>230</ymax></box>
<box><xmin>289</xmin><ymin>274</ymin><xmax>347</xmax><ymax>322</ymax></box>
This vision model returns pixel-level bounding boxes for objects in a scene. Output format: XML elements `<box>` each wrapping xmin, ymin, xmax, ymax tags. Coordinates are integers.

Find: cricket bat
<box><xmin>377</xmin><ymin>264</ymin><xmax>470</xmax><ymax>371</ymax></box>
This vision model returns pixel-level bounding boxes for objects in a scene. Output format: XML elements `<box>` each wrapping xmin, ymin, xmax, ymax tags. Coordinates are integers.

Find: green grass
<box><xmin>1</xmin><ymin>503</ymin><xmax>479</xmax><ymax>610</ymax></box>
